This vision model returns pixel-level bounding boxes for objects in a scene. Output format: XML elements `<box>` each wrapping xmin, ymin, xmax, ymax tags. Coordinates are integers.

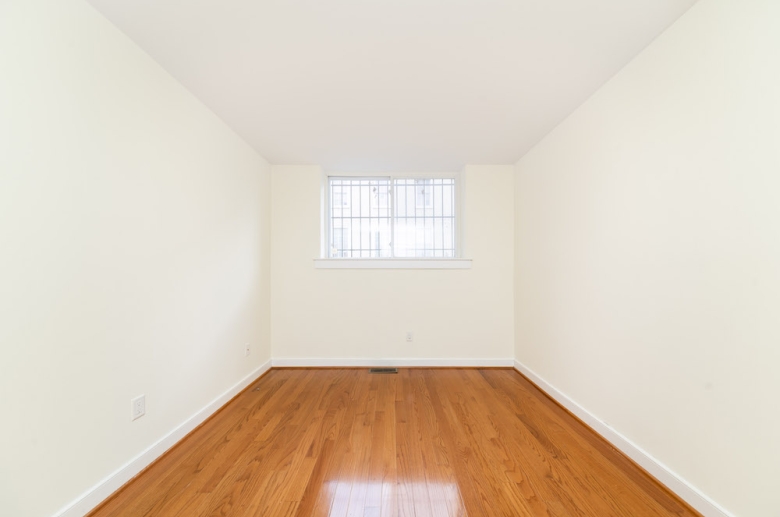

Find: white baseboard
<box><xmin>513</xmin><ymin>360</ymin><xmax>734</xmax><ymax>517</ymax></box>
<box><xmin>52</xmin><ymin>359</ymin><xmax>272</xmax><ymax>517</ymax></box>
<box><xmin>272</xmin><ymin>357</ymin><xmax>514</xmax><ymax>368</ymax></box>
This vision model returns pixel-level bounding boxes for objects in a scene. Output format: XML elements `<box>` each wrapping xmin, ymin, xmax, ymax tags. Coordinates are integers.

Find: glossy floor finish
<box><xmin>89</xmin><ymin>369</ymin><xmax>700</xmax><ymax>516</ymax></box>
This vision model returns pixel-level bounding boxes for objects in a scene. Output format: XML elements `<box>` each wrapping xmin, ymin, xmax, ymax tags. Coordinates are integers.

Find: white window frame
<box><xmin>316</xmin><ymin>171</ymin><xmax>471</xmax><ymax>269</ymax></box>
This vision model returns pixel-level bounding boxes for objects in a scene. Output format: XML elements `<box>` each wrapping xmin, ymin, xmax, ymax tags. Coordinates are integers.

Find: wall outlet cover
<box><xmin>131</xmin><ymin>395</ymin><xmax>146</xmax><ymax>421</ymax></box>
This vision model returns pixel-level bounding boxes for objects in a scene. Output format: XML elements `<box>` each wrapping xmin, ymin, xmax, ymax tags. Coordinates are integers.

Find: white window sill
<box><xmin>314</xmin><ymin>258</ymin><xmax>472</xmax><ymax>269</ymax></box>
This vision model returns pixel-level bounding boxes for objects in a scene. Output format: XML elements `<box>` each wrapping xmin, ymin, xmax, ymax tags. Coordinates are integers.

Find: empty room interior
<box><xmin>2</xmin><ymin>0</ymin><xmax>778</xmax><ymax>516</ymax></box>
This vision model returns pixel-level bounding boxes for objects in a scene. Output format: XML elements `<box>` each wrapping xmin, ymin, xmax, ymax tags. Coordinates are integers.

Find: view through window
<box><xmin>328</xmin><ymin>177</ymin><xmax>456</xmax><ymax>258</ymax></box>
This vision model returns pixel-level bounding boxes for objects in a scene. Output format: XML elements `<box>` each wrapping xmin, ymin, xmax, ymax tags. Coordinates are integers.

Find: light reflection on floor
<box><xmin>319</xmin><ymin>479</ymin><xmax>466</xmax><ymax>516</ymax></box>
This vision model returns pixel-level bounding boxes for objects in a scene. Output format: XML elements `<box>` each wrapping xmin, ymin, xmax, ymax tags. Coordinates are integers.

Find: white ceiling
<box><xmin>86</xmin><ymin>0</ymin><xmax>698</xmax><ymax>172</ymax></box>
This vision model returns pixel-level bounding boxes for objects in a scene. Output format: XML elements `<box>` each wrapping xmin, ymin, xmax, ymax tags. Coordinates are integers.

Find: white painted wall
<box><xmin>0</xmin><ymin>1</ymin><xmax>271</xmax><ymax>516</ymax></box>
<box><xmin>271</xmin><ymin>165</ymin><xmax>514</xmax><ymax>364</ymax></box>
<box><xmin>514</xmin><ymin>0</ymin><xmax>779</xmax><ymax>515</ymax></box>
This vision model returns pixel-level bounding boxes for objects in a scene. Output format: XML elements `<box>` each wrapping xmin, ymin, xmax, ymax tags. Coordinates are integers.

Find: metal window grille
<box><xmin>329</xmin><ymin>178</ymin><xmax>392</xmax><ymax>258</ymax></box>
<box><xmin>328</xmin><ymin>177</ymin><xmax>456</xmax><ymax>258</ymax></box>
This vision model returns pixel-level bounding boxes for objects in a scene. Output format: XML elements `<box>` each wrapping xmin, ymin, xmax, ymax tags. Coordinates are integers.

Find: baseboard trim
<box><xmin>272</xmin><ymin>357</ymin><xmax>514</xmax><ymax>368</ymax></box>
<box><xmin>512</xmin><ymin>360</ymin><xmax>734</xmax><ymax>517</ymax></box>
<box><xmin>53</xmin><ymin>359</ymin><xmax>273</xmax><ymax>517</ymax></box>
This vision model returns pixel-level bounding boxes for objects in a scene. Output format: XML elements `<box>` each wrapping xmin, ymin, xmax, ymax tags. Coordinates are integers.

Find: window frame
<box><xmin>317</xmin><ymin>171</ymin><xmax>471</xmax><ymax>269</ymax></box>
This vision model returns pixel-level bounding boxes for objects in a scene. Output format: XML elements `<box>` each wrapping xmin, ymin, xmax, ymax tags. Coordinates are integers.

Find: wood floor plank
<box><xmin>409</xmin><ymin>371</ymin><xmax>465</xmax><ymax>517</ymax></box>
<box><xmin>422</xmin><ymin>373</ymin><xmax>491</xmax><ymax>517</ymax></box>
<box><xmin>88</xmin><ymin>368</ymin><xmax>702</xmax><ymax>517</ymax></box>
<box><xmin>478</xmin><ymin>370</ymin><xmax>691</xmax><ymax>516</ymax></box>
<box><xmin>295</xmin><ymin>371</ymin><xmax>360</xmax><ymax>517</ymax></box>
<box><xmin>435</xmin><ymin>370</ymin><xmax>537</xmax><ymax>517</ymax></box>
<box><xmin>475</xmin><ymin>369</ymin><xmax>645</xmax><ymax>517</ymax></box>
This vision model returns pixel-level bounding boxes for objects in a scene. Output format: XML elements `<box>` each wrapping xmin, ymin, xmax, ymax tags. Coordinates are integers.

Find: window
<box><xmin>326</xmin><ymin>176</ymin><xmax>457</xmax><ymax>259</ymax></box>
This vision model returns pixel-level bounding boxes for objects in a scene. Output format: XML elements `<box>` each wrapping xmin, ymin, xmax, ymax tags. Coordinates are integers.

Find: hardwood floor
<box><xmin>88</xmin><ymin>368</ymin><xmax>700</xmax><ymax>517</ymax></box>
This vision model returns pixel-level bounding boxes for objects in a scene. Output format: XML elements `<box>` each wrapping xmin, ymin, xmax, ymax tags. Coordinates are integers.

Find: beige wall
<box><xmin>0</xmin><ymin>1</ymin><xmax>271</xmax><ymax>516</ymax></box>
<box><xmin>271</xmin><ymin>165</ymin><xmax>514</xmax><ymax>363</ymax></box>
<box><xmin>514</xmin><ymin>0</ymin><xmax>779</xmax><ymax>515</ymax></box>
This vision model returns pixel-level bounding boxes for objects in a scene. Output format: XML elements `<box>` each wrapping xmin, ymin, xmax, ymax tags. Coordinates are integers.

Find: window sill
<box><xmin>314</xmin><ymin>258</ymin><xmax>472</xmax><ymax>270</ymax></box>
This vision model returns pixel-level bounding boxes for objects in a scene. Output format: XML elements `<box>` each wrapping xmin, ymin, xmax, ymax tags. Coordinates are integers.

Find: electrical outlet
<box><xmin>131</xmin><ymin>395</ymin><xmax>145</xmax><ymax>421</ymax></box>
<box><xmin>406</xmin><ymin>331</ymin><xmax>413</xmax><ymax>342</ymax></box>
<box><xmin>245</xmin><ymin>342</ymin><xmax>251</xmax><ymax>357</ymax></box>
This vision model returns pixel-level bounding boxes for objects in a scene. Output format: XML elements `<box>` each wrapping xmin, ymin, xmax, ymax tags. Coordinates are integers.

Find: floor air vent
<box><xmin>369</xmin><ymin>368</ymin><xmax>398</xmax><ymax>374</ymax></box>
